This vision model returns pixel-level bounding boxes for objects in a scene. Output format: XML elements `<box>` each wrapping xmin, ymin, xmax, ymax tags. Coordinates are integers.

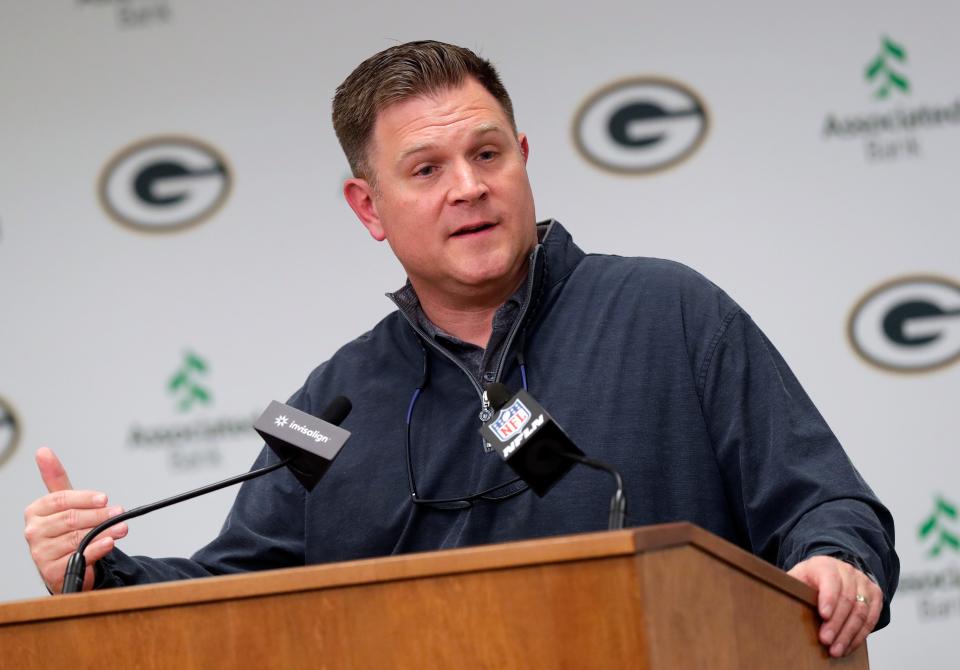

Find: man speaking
<box><xmin>23</xmin><ymin>40</ymin><xmax>897</xmax><ymax>659</ymax></box>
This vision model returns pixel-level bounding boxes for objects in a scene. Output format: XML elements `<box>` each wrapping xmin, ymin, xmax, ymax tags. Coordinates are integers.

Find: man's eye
<box><xmin>478</xmin><ymin>150</ymin><xmax>498</xmax><ymax>161</ymax></box>
<box><xmin>415</xmin><ymin>165</ymin><xmax>436</xmax><ymax>177</ymax></box>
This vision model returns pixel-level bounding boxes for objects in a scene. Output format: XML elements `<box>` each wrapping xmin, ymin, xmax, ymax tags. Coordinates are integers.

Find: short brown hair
<box><xmin>332</xmin><ymin>40</ymin><xmax>517</xmax><ymax>182</ymax></box>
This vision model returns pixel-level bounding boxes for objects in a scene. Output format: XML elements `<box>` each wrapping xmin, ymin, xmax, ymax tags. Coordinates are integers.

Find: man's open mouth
<box><xmin>451</xmin><ymin>222</ymin><xmax>496</xmax><ymax>237</ymax></box>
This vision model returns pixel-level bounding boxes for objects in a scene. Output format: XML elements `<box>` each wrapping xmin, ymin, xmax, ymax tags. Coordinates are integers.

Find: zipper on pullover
<box><xmin>388</xmin><ymin>245</ymin><xmax>542</xmax><ymax>442</ymax></box>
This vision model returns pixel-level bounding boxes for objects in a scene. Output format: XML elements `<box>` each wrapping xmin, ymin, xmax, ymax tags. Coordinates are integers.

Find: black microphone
<box><xmin>480</xmin><ymin>383</ymin><xmax>627</xmax><ymax>530</ymax></box>
<box><xmin>480</xmin><ymin>384</ymin><xmax>583</xmax><ymax>497</ymax></box>
<box><xmin>253</xmin><ymin>396</ymin><xmax>352</xmax><ymax>491</ymax></box>
<box><xmin>61</xmin><ymin>396</ymin><xmax>352</xmax><ymax>594</ymax></box>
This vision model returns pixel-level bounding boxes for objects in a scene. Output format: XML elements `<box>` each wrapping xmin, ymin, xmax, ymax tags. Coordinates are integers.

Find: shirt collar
<box><xmin>390</xmin><ymin>278</ymin><xmax>527</xmax><ymax>348</ymax></box>
<box><xmin>386</xmin><ymin>220</ymin><xmax>555</xmax><ymax>343</ymax></box>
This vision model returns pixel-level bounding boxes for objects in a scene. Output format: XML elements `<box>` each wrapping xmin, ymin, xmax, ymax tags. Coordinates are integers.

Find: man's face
<box><xmin>345</xmin><ymin>78</ymin><xmax>537</xmax><ymax>303</ymax></box>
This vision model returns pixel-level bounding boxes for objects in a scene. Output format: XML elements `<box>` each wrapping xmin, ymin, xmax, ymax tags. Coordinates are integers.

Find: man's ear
<box><xmin>518</xmin><ymin>133</ymin><xmax>530</xmax><ymax>164</ymax></box>
<box><xmin>343</xmin><ymin>177</ymin><xmax>385</xmax><ymax>241</ymax></box>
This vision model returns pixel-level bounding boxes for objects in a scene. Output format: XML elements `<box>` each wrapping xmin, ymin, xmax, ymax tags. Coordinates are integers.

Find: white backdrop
<box><xmin>1</xmin><ymin>2</ymin><xmax>958</xmax><ymax>667</ymax></box>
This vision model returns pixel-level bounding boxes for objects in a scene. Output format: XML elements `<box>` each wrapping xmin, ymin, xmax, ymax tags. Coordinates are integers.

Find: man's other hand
<box><xmin>788</xmin><ymin>555</ymin><xmax>883</xmax><ymax>658</ymax></box>
<box><xmin>23</xmin><ymin>447</ymin><xmax>127</xmax><ymax>594</ymax></box>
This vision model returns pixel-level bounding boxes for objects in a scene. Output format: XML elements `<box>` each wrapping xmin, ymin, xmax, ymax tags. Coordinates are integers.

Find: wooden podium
<box><xmin>0</xmin><ymin>523</ymin><xmax>867</xmax><ymax>669</ymax></box>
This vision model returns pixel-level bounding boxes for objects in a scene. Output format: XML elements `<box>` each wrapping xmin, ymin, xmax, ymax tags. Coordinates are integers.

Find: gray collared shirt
<box><xmin>390</xmin><ymin>281</ymin><xmax>527</xmax><ymax>386</ymax></box>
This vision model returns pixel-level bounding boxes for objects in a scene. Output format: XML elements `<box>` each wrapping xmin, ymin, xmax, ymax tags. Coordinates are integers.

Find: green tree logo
<box><xmin>168</xmin><ymin>351</ymin><xmax>212</xmax><ymax>412</ymax></box>
<box><xmin>919</xmin><ymin>496</ymin><xmax>960</xmax><ymax>557</ymax></box>
<box><xmin>865</xmin><ymin>37</ymin><xmax>910</xmax><ymax>99</ymax></box>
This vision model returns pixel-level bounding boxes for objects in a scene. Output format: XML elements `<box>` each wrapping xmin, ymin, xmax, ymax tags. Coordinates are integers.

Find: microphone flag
<box><xmin>479</xmin><ymin>388</ymin><xmax>584</xmax><ymax>497</ymax></box>
<box><xmin>253</xmin><ymin>399</ymin><xmax>351</xmax><ymax>491</ymax></box>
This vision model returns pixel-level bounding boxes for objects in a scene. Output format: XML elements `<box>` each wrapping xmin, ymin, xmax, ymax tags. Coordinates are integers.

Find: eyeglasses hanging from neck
<box><xmin>404</xmin><ymin>341</ymin><xmax>530</xmax><ymax>510</ymax></box>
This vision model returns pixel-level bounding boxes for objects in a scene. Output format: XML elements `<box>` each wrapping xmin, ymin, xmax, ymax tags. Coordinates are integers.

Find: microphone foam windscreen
<box><xmin>485</xmin><ymin>383</ymin><xmax>513</xmax><ymax>411</ymax></box>
<box><xmin>321</xmin><ymin>396</ymin><xmax>353</xmax><ymax>425</ymax></box>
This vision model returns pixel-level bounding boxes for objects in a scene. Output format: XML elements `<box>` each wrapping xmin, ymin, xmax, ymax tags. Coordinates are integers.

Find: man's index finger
<box><xmin>36</xmin><ymin>447</ymin><xmax>74</xmax><ymax>493</ymax></box>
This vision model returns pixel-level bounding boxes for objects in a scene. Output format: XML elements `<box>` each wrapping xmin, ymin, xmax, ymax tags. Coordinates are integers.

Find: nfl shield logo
<box><xmin>490</xmin><ymin>399</ymin><xmax>532</xmax><ymax>443</ymax></box>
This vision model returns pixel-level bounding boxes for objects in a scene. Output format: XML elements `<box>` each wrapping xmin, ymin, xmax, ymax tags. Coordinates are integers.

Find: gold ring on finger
<box><xmin>855</xmin><ymin>593</ymin><xmax>869</xmax><ymax>605</ymax></box>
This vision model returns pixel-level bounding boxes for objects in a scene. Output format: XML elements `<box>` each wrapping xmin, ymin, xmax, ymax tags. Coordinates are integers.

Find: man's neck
<box><xmin>413</xmin><ymin>271</ymin><xmax>527</xmax><ymax>348</ymax></box>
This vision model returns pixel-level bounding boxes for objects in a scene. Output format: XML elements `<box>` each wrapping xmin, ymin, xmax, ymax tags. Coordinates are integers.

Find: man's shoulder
<box><xmin>317</xmin><ymin>310</ymin><xmax>414</xmax><ymax>373</ymax></box>
<box><xmin>549</xmin><ymin>252</ymin><xmax>744</xmax><ymax>350</ymax></box>
<box><xmin>578</xmin><ymin>253</ymin><xmax>734</xmax><ymax>302</ymax></box>
<box><xmin>290</xmin><ymin>310</ymin><xmax>418</xmax><ymax>413</ymax></box>
<box><xmin>541</xmin><ymin>220</ymin><xmax>721</xmax><ymax>295</ymax></box>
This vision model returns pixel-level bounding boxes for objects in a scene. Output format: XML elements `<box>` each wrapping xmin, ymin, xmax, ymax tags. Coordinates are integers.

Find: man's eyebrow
<box><xmin>397</xmin><ymin>142</ymin><xmax>437</xmax><ymax>164</ymax></box>
<box><xmin>396</xmin><ymin>124</ymin><xmax>510</xmax><ymax>164</ymax></box>
<box><xmin>473</xmin><ymin>122</ymin><xmax>506</xmax><ymax>137</ymax></box>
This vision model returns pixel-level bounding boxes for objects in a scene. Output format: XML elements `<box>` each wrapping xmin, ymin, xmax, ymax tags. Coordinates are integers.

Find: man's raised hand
<box><xmin>23</xmin><ymin>447</ymin><xmax>127</xmax><ymax>593</ymax></box>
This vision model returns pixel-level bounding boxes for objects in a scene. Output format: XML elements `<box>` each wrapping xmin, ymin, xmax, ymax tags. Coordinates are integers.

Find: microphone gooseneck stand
<box><xmin>61</xmin><ymin>456</ymin><xmax>294</xmax><ymax>594</ymax></box>
<box><xmin>483</xmin><ymin>382</ymin><xmax>629</xmax><ymax>531</ymax></box>
<box><xmin>562</xmin><ymin>452</ymin><xmax>627</xmax><ymax>530</ymax></box>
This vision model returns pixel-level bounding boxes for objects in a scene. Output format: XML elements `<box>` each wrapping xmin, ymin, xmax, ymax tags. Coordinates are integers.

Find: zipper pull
<box><xmin>479</xmin><ymin>390</ymin><xmax>493</xmax><ymax>423</ymax></box>
<box><xmin>480</xmin><ymin>388</ymin><xmax>495</xmax><ymax>452</ymax></box>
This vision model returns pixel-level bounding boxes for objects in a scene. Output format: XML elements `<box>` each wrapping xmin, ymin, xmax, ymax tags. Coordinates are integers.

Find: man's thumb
<box><xmin>36</xmin><ymin>447</ymin><xmax>74</xmax><ymax>492</ymax></box>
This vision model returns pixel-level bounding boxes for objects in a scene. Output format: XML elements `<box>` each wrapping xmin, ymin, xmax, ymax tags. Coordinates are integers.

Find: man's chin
<box><xmin>448</xmin><ymin>258</ymin><xmax>528</xmax><ymax>295</ymax></box>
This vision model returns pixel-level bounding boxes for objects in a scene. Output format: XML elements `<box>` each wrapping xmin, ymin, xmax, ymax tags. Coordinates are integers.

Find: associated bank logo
<box><xmin>822</xmin><ymin>35</ymin><xmax>960</xmax><ymax>163</ymax></box>
<box><xmin>848</xmin><ymin>275</ymin><xmax>960</xmax><ymax>373</ymax></box>
<box><xmin>127</xmin><ymin>350</ymin><xmax>257</xmax><ymax>471</ymax></box>
<box><xmin>920</xmin><ymin>496</ymin><xmax>960</xmax><ymax>557</ymax></box>
<box><xmin>865</xmin><ymin>37</ymin><xmax>910</xmax><ymax>99</ymax></box>
<box><xmin>899</xmin><ymin>493</ymin><xmax>960</xmax><ymax>622</ymax></box>
<box><xmin>98</xmin><ymin>136</ymin><xmax>231</xmax><ymax>234</ymax></box>
<box><xmin>573</xmin><ymin>78</ymin><xmax>709</xmax><ymax>175</ymax></box>
<box><xmin>168</xmin><ymin>351</ymin><xmax>212</xmax><ymax>412</ymax></box>
<box><xmin>0</xmin><ymin>395</ymin><xmax>20</xmax><ymax>468</ymax></box>
<box><xmin>77</xmin><ymin>0</ymin><xmax>173</xmax><ymax>30</ymax></box>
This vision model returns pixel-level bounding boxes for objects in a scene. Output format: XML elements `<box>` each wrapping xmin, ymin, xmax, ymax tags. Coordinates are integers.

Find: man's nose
<box><xmin>448</xmin><ymin>161</ymin><xmax>488</xmax><ymax>205</ymax></box>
